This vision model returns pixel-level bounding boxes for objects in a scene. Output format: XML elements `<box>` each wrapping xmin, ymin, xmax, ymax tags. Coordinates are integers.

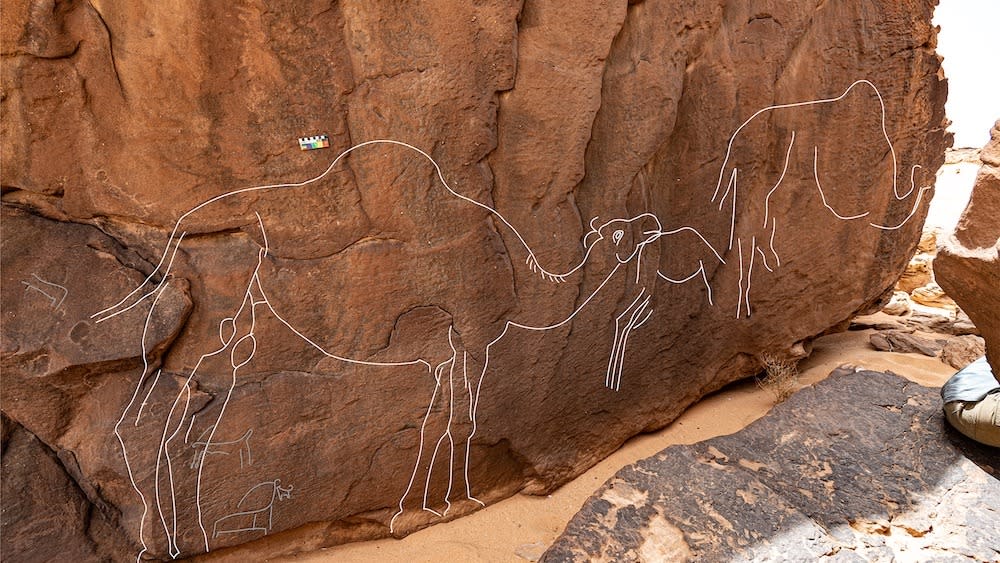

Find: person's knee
<box><xmin>945</xmin><ymin>395</ymin><xmax>1000</xmax><ymax>448</ymax></box>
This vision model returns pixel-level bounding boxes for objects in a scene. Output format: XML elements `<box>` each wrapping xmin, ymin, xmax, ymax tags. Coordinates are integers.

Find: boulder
<box><xmin>937</xmin><ymin>120</ymin><xmax>1000</xmax><ymax>373</ymax></box>
<box><xmin>940</xmin><ymin>335</ymin><xmax>987</xmax><ymax>370</ymax></box>
<box><xmin>0</xmin><ymin>414</ymin><xmax>134</xmax><ymax>562</ymax></box>
<box><xmin>916</xmin><ymin>229</ymin><xmax>938</xmax><ymax>254</ymax></box>
<box><xmin>0</xmin><ymin>207</ymin><xmax>192</xmax><ymax>558</ymax></box>
<box><xmin>880</xmin><ymin>291</ymin><xmax>912</xmax><ymax>316</ymax></box>
<box><xmin>896</xmin><ymin>254</ymin><xmax>933</xmax><ymax>294</ymax></box>
<box><xmin>895</xmin><ymin>229</ymin><xmax>936</xmax><ymax>293</ymax></box>
<box><xmin>868</xmin><ymin>330</ymin><xmax>941</xmax><ymax>357</ymax></box>
<box><xmin>1</xmin><ymin>0</ymin><xmax>948</xmax><ymax>558</ymax></box>
<box><xmin>542</xmin><ymin>369</ymin><xmax>1000</xmax><ymax>562</ymax></box>
<box><xmin>910</xmin><ymin>281</ymin><xmax>957</xmax><ymax>310</ymax></box>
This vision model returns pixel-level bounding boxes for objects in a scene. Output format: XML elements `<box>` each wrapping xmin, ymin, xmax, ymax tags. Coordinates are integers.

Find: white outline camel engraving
<box><xmin>95</xmin><ymin>80</ymin><xmax>929</xmax><ymax>561</ymax></box>
<box><xmin>711</xmin><ymin>79</ymin><xmax>931</xmax><ymax>318</ymax></box>
<box><xmin>189</xmin><ymin>426</ymin><xmax>252</xmax><ymax>470</ymax></box>
<box><xmin>211</xmin><ymin>479</ymin><xmax>293</xmax><ymax>538</ymax></box>
<box><xmin>94</xmin><ymin>140</ymin><xmax>708</xmax><ymax>559</ymax></box>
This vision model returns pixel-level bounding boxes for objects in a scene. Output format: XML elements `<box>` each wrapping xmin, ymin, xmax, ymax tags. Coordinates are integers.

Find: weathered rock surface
<box><xmin>895</xmin><ymin>230</ymin><xmax>936</xmax><ymax>293</ymax></box>
<box><xmin>880</xmin><ymin>290</ymin><xmax>912</xmax><ymax>316</ymax></box>
<box><xmin>903</xmin><ymin>310</ymin><xmax>979</xmax><ymax>336</ymax></box>
<box><xmin>1</xmin><ymin>207</ymin><xmax>192</xmax><ymax>559</ymax></box>
<box><xmin>853</xmin><ymin>310</ymin><xmax>983</xmax><ymax>369</ymax></box>
<box><xmin>542</xmin><ymin>369</ymin><xmax>1000</xmax><ymax>562</ymax></box>
<box><xmin>0</xmin><ymin>413</ymin><xmax>133</xmax><ymax>562</ymax></box>
<box><xmin>937</xmin><ymin>120</ymin><xmax>1000</xmax><ymax>372</ymax></box>
<box><xmin>868</xmin><ymin>330</ymin><xmax>941</xmax><ymax>357</ymax></box>
<box><xmin>910</xmin><ymin>281</ymin><xmax>957</xmax><ymax>309</ymax></box>
<box><xmin>940</xmin><ymin>335</ymin><xmax>987</xmax><ymax>370</ymax></box>
<box><xmin>2</xmin><ymin>0</ymin><xmax>948</xmax><ymax>558</ymax></box>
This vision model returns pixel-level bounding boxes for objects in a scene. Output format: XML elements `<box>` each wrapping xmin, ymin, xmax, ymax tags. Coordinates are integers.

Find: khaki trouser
<box><xmin>944</xmin><ymin>392</ymin><xmax>1000</xmax><ymax>448</ymax></box>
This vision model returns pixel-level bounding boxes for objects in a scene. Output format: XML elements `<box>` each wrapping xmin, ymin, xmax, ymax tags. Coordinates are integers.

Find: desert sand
<box><xmin>274</xmin><ymin>317</ymin><xmax>958</xmax><ymax>563</ymax></box>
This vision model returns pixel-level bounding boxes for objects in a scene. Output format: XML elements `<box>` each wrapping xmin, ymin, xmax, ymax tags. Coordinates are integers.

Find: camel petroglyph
<box><xmin>189</xmin><ymin>427</ymin><xmax>252</xmax><ymax>470</ymax></box>
<box><xmin>211</xmin><ymin>479</ymin><xmax>293</xmax><ymax>538</ymax></box>
<box><xmin>711</xmin><ymin>80</ymin><xmax>930</xmax><ymax>318</ymax></box>
<box><xmin>95</xmin><ymin>140</ymin><xmax>710</xmax><ymax>558</ymax></box>
<box><xmin>95</xmin><ymin>80</ymin><xmax>927</xmax><ymax>561</ymax></box>
<box><xmin>21</xmin><ymin>273</ymin><xmax>69</xmax><ymax>310</ymax></box>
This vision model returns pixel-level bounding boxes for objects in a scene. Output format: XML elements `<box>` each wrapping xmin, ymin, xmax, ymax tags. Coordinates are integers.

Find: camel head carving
<box><xmin>583</xmin><ymin>213</ymin><xmax>664</xmax><ymax>266</ymax></box>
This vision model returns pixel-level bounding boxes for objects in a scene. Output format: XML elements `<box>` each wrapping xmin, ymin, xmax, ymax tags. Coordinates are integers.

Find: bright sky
<box><xmin>933</xmin><ymin>0</ymin><xmax>1000</xmax><ymax>148</ymax></box>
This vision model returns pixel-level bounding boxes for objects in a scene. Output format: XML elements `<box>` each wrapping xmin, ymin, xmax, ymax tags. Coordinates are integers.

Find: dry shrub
<box><xmin>755</xmin><ymin>353</ymin><xmax>801</xmax><ymax>403</ymax></box>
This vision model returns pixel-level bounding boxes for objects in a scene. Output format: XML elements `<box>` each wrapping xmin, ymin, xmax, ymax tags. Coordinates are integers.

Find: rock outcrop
<box><xmin>542</xmin><ymin>368</ymin><xmax>1000</xmax><ymax>562</ymax></box>
<box><xmin>895</xmin><ymin>230</ymin><xmax>936</xmax><ymax>293</ymax></box>
<box><xmin>2</xmin><ymin>1</ymin><xmax>948</xmax><ymax>559</ymax></box>
<box><xmin>937</xmin><ymin>120</ymin><xmax>1000</xmax><ymax>372</ymax></box>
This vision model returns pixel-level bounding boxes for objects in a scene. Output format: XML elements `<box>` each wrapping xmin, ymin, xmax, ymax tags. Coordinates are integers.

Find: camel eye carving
<box><xmin>612</xmin><ymin>229</ymin><xmax>624</xmax><ymax>245</ymax></box>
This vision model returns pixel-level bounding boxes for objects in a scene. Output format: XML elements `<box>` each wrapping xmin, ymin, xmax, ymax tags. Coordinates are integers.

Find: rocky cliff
<box><xmin>937</xmin><ymin>120</ymin><xmax>1000</xmax><ymax>372</ymax></box>
<box><xmin>1</xmin><ymin>0</ymin><xmax>948</xmax><ymax>559</ymax></box>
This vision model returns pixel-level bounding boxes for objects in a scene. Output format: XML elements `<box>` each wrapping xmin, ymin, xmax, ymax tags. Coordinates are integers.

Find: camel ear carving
<box><xmin>634</xmin><ymin>213</ymin><xmax>662</xmax><ymax>239</ymax></box>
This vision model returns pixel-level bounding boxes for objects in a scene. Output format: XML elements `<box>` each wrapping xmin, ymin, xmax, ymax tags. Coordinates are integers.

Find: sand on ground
<box><xmin>275</xmin><ymin>318</ymin><xmax>958</xmax><ymax>563</ymax></box>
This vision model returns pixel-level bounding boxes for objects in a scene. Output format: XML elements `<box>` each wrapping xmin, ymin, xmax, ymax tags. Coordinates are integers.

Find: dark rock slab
<box><xmin>542</xmin><ymin>369</ymin><xmax>1000</xmax><ymax>562</ymax></box>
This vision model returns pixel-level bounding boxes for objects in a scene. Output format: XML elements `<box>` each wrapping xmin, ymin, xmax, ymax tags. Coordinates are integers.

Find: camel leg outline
<box><xmin>95</xmin><ymin>140</ymin><xmax>715</xmax><ymax>554</ymax></box>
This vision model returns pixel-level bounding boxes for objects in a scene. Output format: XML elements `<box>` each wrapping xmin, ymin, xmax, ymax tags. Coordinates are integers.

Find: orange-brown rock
<box><xmin>897</xmin><ymin>253</ymin><xmax>934</xmax><ymax>293</ymax></box>
<box><xmin>916</xmin><ymin>229</ymin><xmax>938</xmax><ymax>254</ymax></box>
<box><xmin>937</xmin><ymin>120</ymin><xmax>1000</xmax><ymax>372</ymax></box>
<box><xmin>1</xmin><ymin>0</ymin><xmax>948</xmax><ymax>559</ymax></box>
<box><xmin>910</xmin><ymin>281</ymin><xmax>957</xmax><ymax>309</ymax></box>
<box><xmin>881</xmin><ymin>290</ymin><xmax>912</xmax><ymax>316</ymax></box>
<box><xmin>940</xmin><ymin>335</ymin><xmax>986</xmax><ymax>370</ymax></box>
<box><xmin>896</xmin><ymin>229</ymin><xmax>936</xmax><ymax>293</ymax></box>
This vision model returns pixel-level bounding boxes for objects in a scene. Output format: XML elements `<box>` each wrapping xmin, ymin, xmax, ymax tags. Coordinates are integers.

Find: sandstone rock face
<box><xmin>2</xmin><ymin>1</ymin><xmax>948</xmax><ymax>559</ymax></box>
<box><xmin>881</xmin><ymin>290</ymin><xmax>912</xmax><ymax>316</ymax></box>
<box><xmin>895</xmin><ymin>230</ymin><xmax>936</xmax><ymax>293</ymax></box>
<box><xmin>940</xmin><ymin>335</ymin><xmax>987</xmax><ymax>370</ymax></box>
<box><xmin>542</xmin><ymin>369</ymin><xmax>1000</xmax><ymax>562</ymax></box>
<box><xmin>937</xmin><ymin>120</ymin><xmax>1000</xmax><ymax>372</ymax></box>
<box><xmin>1</xmin><ymin>413</ymin><xmax>135</xmax><ymax>561</ymax></box>
<box><xmin>910</xmin><ymin>281</ymin><xmax>956</xmax><ymax>309</ymax></box>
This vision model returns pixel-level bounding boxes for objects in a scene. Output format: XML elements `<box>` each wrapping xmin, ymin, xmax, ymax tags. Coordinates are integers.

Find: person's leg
<box><xmin>944</xmin><ymin>395</ymin><xmax>1000</xmax><ymax>447</ymax></box>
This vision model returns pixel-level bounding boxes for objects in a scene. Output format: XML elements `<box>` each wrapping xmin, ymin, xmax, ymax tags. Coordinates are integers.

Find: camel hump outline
<box><xmin>99</xmin><ymin>138</ymin><xmax>703</xmax><ymax>556</ymax></box>
<box><xmin>710</xmin><ymin>79</ymin><xmax>931</xmax><ymax>318</ymax></box>
<box><xmin>91</xmin><ymin>139</ymin><xmax>595</xmax><ymax>327</ymax></box>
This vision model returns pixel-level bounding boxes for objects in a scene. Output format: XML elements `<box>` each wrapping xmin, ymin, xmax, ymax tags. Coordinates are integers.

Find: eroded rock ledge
<box><xmin>542</xmin><ymin>368</ymin><xmax>1000</xmax><ymax>562</ymax></box>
